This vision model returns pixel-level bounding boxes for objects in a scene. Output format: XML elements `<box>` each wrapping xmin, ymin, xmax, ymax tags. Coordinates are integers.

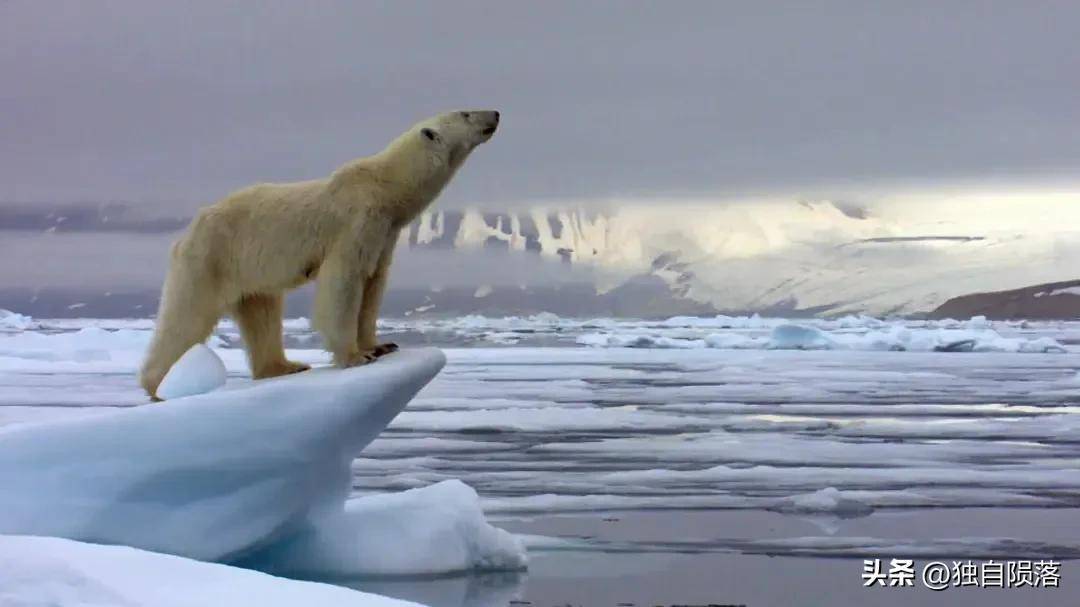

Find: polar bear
<box><xmin>139</xmin><ymin>110</ymin><xmax>500</xmax><ymax>400</ymax></box>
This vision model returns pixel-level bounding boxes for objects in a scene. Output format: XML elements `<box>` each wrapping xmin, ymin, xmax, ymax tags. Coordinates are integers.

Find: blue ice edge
<box><xmin>0</xmin><ymin>348</ymin><xmax>524</xmax><ymax>576</ymax></box>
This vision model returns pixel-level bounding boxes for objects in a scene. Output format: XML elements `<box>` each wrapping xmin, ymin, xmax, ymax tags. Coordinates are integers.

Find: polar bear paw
<box><xmin>372</xmin><ymin>342</ymin><xmax>399</xmax><ymax>357</ymax></box>
<box><xmin>342</xmin><ymin>350</ymin><xmax>379</xmax><ymax>367</ymax></box>
<box><xmin>255</xmin><ymin>359</ymin><xmax>312</xmax><ymax>379</ymax></box>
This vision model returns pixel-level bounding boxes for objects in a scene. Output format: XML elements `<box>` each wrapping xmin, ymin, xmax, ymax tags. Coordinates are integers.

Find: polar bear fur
<box><xmin>139</xmin><ymin>110</ymin><xmax>500</xmax><ymax>400</ymax></box>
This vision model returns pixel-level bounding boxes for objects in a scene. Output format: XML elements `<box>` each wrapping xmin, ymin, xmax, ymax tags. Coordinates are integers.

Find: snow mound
<box><xmin>0</xmin><ymin>349</ymin><xmax>523</xmax><ymax>576</ymax></box>
<box><xmin>156</xmin><ymin>343</ymin><xmax>227</xmax><ymax>400</ymax></box>
<box><xmin>244</xmin><ymin>480</ymin><xmax>526</xmax><ymax>577</ymax></box>
<box><xmin>0</xmin><ymin>535</ymin><xmax>422</xmax><ymax>607</ymax></box>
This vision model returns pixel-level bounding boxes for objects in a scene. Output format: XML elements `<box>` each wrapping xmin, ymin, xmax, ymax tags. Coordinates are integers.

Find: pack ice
<box><xmin>0</xmin><ymin>347</ymin><xmax>526</xmax><ymax>578</ymax></box>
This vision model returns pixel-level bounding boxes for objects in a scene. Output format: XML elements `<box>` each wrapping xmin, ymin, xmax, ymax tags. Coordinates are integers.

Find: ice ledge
<box><xmin>0</xmin><ymin>348</ymin><xmax>447</xmax><ymax>563</ymax></box>
<box><xmin>0</xmin><ymin>535</ymin><xmax>423</xmax><ymax>607</ymax></box>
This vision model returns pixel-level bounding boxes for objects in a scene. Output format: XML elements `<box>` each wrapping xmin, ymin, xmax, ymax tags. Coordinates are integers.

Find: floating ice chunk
<box><xmin>244</xmin><ymin>480</ymin><xmax>526</xmax><ymax>577</ymax></box>
<box><xmin>703</xmin><ymin>333</ymin><xmax>760</xmax><ymax>349</ymax></box>
<box><xmin>576</xmin><ymin>333</ymin><xmax>705</xmax><ymax>349</ymax></box>
<box><xmin>0</xmin><ymin>309</ymin><xmax>33</xmax><ymax>331</ymax></box>
<box><xmin>156</xmin><ymin>343</ymin><xmax>227</xmax><ymax>400</ymax></box>
<box><xmin>0</xmin><ymin>535</ymin><xmax>422</xmax><ymax>607</ymax></box>
<box><xmin>829</xmin><ymin>314</ymin><xmax>888</xmax><ymax>329</ymax></box>
<box><xmin>1016</xmin><ymin>337</ymin><xmax>1068</xmax><ymax>353</ymax></box>
<box><xmin>771</xmin><ymin>487</ymin><xmax>874</xmax><ymax>517</ymax></box>
<box><xmin>0</xmin><ymin>349</ymin><xmax>447</xmax><ymax>566</ymax></box>
<box><xmin>768</xmin><ymin>324</ymin><xmax>836</xmax><ymax>350</ymax></box>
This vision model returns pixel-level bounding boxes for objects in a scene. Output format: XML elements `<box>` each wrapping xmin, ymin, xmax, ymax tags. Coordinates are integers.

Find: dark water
<box><xmin>325</xmin><ymin>508</ymin><xmax>1077</xmax><ymax>607</ymax></box>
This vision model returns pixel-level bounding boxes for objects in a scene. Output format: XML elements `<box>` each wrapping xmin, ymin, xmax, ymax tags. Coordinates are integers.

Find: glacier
<box><xmin>0</xmin><ymin>347</ymin><xmax>526</xmax><ymax>576</ymax></box>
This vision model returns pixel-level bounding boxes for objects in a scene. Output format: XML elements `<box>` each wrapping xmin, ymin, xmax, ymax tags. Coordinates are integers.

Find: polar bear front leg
<box><xmin>314</xmin><ymin>215</ymin><xmax>389</xmax><ymax>367</ymax></box>
<box><xmin>313</xmin><ymin>241</ymin><xmax>367</xmax><ymax>367</ymax></box>
<box><xmin>356</xmin><ymin>236</ymin><xmax>398</xmax><ymax>357</ymax></box>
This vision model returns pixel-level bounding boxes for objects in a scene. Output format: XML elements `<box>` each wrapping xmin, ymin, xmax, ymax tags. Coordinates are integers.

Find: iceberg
<box><xmin>0</xmin><ymin>535</ymin><xmax>421</xmax><ymax>607</ymax></box>
<box><xmin>0</xmin><ymin>309</ymin><xmax>34</xmax><ymax>331</ymax></box>
<box><xmin>767</xmin><ymin>324</ymin><xmax>836</xmax><ymax>350</ymax></box>
<box><xmin>0</xmin><ymin>348</ymin><xmax>525</xmax><ymax>577</ymax></box>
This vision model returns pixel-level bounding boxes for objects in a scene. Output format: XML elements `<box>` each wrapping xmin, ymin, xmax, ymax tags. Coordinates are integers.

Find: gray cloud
<box><xmin>2</xmin><ymin>0</ymin><xmax>1079</xmax><ymax>212</ymax></box>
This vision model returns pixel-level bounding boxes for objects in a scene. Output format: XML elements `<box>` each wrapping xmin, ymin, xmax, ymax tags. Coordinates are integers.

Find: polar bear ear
<box><xmin>421</xmin><ymin>128</ymin><xmax>442</xmax><ymax>144</ymax></box>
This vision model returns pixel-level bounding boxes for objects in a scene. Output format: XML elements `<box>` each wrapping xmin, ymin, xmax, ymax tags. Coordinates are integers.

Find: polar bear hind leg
<box><xmin>139</xmin><ymin>263</ymin><xmax>227</xmax><ymax>400</ymax></box>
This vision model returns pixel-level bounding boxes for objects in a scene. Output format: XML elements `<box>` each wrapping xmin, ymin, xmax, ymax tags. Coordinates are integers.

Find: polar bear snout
<box><xmin>478</xmin><ymin>113</ymin><xmax>499</xmax><ymax>138</ymax></box>
<box><xmin>461</xmin><ymin>110</ymin><xmax>500</xmax><ymax>140</ymax></box>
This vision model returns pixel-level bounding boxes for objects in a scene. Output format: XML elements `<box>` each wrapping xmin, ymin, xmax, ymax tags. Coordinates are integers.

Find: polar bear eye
<box><xmin>461</xmin><ymin>112</ymin><xmax>471</xmax><ymax>119</ymax></box>
<box><xmin>421</xmin><ymin>128</ymin><xmax>440</xmax><ymax>142</ymax></box>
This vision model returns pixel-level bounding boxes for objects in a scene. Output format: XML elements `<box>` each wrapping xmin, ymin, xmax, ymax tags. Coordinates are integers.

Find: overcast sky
<box><xmin>3</xmin><ymin>2</ymin><xmax>1080</xmax><ymax>301</ymax></box>
<box><xmin>3</xmin><ymin>1</ymin><xmax>1079</xmax><ymax>212</ymax></box>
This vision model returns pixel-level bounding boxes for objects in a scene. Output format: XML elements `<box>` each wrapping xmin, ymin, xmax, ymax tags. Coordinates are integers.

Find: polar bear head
<box><xmin>373</xmin><ymin>110</ymin><xmax>500</xmax><ymax>199</ymax></box>
<box><xmin>416</xmin><ymin>110</ymin><xmax>500</xmax><ymax>164</ymax></box>
<box><xmin>355</xmin><ymin>110</ymin><xmax>499</xmax><ymax>217</ymax></box>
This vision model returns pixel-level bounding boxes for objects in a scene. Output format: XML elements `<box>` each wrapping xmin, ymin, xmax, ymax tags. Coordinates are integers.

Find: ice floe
<box><xmin>0</xmin><ymin>535</ymin><xmax>421</xmax><ymax>607</ymax></box>
<box><xmin>0</xmin><ymin>348</ymin><xmax>524</xmax><ymax>577</ymax></box>
<box><xmin>243</xmin><ymin>480</ymin><xmax>525</xmax><ymax>577</ymax></box>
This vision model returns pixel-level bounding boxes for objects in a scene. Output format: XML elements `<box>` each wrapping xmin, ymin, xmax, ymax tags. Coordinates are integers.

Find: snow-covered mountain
<box><xmin>3</xmin><ymin>191</ymin><xmax>1077</xmax><ymax>318</ymax></box>
<box><xmin>404</xmin><ymin>192</ymin><xmax>1080</xmax><ymax>316</ymax></box>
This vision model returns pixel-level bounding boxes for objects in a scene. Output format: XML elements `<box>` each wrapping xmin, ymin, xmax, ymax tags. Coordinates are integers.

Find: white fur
<box><xmin>139</xmin><ymin>110</ymin><xmax>499</xmax><ymax>399</ymax></box>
